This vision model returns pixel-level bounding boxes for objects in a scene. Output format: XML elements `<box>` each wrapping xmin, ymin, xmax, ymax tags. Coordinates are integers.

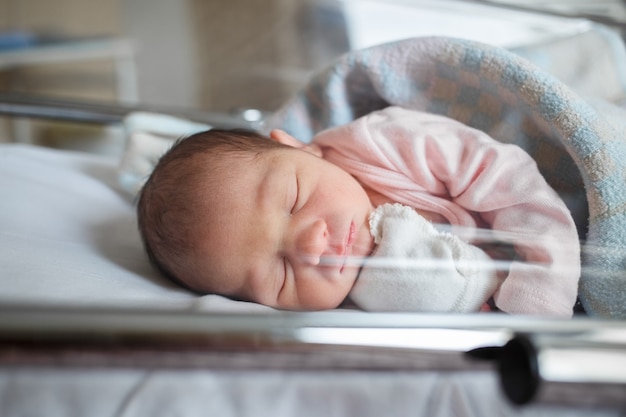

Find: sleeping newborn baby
<box><xmin>350</xmin><ymin>203</ymin><xmax>499</xmax><ymax>313</ymax></box>
<box><xmin>137</xmin><ymin>107</ymin><xmax>581</xmax><ymax>317</ymax></box>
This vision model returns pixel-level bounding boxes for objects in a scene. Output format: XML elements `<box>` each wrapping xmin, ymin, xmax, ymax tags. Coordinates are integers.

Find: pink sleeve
<box><xmin>318</xmin><ymin>107</ymin><xmax>581</xmax><ymax>316</ymax></box>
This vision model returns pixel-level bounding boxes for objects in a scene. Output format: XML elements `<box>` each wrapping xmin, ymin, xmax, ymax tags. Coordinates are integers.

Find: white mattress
<box><xmin>0</xmin><ymin>143</ymin><xmax>272</xmax><ymax>312</ymax></box>
<box><xmin>2</xmin><ymin>369</ymin><xmax>620</xmax><ymax>417</ymax></box>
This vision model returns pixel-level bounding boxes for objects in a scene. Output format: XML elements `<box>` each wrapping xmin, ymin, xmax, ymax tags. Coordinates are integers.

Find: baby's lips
<box><xmin>346</xmin><ymin>221</ymin><xmax>356</xmax><ymax>251</ymax></box>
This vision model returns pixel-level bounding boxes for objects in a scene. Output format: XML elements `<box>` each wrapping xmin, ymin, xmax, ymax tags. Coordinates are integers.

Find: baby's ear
<box><xmin>269</xmin><ymin>129</ymin><xmax>322</xmax><ymax>157</ymax></box>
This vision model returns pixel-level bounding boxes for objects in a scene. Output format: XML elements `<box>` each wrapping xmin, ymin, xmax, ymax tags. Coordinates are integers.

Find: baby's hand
<box><xmin>350</xmin><ymin>203</ymin><xmax>500</xmax><ymax>313</ymax></box>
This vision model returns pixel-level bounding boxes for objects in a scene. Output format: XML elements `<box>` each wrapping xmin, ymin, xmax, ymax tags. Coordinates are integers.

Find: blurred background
<box><xmin>0</xmin><ymin>0</ymin><xmax>625</xmax><ymax>155</ymax></box>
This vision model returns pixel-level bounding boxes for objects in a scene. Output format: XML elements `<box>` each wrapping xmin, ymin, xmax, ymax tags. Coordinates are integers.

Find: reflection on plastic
<box><xmin>296</xmin><ymin>327</ymin><xmax>510</xmax><ymax>351</ymax></box>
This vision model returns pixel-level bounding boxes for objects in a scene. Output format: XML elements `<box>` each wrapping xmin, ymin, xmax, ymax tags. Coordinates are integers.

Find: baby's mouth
<box><xmin>346</xmin><ymin>221</ymin><xmax>356</xmax><ymax>252</ymax></box>
<box><xmin>339</xmin><ymin>221</ymin><xmax>356</xmax><ymax>273</ymax></box>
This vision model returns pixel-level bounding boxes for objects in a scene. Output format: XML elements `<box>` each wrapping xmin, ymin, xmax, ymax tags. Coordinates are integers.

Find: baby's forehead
<box><xmin>184</xmin><ymin>149</ymin><xmax>252</xmax><ymax>175</ymax></box>
<box><xmin>184</xmin><ymin>146</ymin><xmax>295</xmax><ymax>199</ymax></box>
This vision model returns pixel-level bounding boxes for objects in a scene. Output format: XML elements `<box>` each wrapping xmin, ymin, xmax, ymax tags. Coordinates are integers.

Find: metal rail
<box><xmin>0</xmin><ymin>92</ymin><xmax>265</xmax><ymax>130</ymax></box>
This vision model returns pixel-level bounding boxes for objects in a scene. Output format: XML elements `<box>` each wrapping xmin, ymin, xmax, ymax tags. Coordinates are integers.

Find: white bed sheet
<box><xmin>0</xmin><ymin>143</ymin><xmax>271</xmax><ymax>312</ymax></box>
<box><xmin>1</xmin><ymin>369</ymin><xmax>620</xmax><ymax>417</ymax></box>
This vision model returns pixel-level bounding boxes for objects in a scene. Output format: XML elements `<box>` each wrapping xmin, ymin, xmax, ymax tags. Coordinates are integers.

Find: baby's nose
<box><xmin>294</xmin><ymin>219</ymin><xmax>328</xmax><ymax>266</ymax></box>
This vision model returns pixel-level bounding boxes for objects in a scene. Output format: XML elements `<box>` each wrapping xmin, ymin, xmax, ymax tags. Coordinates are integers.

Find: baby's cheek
<box><xmin>301</xmin><ymin>275</ymin><xmax>354</xmax><ymax>310</ymax></box>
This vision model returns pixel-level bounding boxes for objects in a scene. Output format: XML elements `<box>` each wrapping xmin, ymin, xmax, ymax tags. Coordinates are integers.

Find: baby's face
<box><xmin>191</xmin><ymin>137</ymin><xmax>375</xmax><ymax>310</ymax></box>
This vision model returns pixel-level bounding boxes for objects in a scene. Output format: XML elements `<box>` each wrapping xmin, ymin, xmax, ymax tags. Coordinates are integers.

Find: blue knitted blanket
<box><xmin>267</xmin><ymin>35</ymin><xmax>626</xmax><ymax>318</ymax></box>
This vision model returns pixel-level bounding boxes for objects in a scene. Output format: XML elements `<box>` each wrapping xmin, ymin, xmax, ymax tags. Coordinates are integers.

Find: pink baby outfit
<box><xmin>313</xmin><ymin>106</ymin><xmax>581</xmax><ymax>317</ymax></box>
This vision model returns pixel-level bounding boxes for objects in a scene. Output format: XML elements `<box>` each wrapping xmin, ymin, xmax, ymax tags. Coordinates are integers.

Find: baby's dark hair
<box><xmin>136</xmin><ymin>128</ymin><xmax>285</xmax><ymax>292</ymax></box>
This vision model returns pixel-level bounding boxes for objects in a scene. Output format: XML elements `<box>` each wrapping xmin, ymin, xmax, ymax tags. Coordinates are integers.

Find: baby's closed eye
<box><xmin>291</xmin><ymin>175</ymin><xmax>300</xmax><ymax>214</ymax></box>
<box><xmin>279</xmin><ymin>257</ymin><xmax>290</xmax><ymax>295</ymax></box>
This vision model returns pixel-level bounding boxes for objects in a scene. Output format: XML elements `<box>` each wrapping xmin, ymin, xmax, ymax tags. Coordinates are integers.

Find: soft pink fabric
<box><xmin>314</xmin><ymin>107</ymin><xmax>580</xmax><ymax>317</ymax></box>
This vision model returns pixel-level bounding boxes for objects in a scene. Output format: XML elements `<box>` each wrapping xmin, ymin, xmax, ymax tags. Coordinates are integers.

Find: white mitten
<box><xmin>350</xmin><ymin>203</ymin><xmax>499</xmax><ymax>312</ymax></box>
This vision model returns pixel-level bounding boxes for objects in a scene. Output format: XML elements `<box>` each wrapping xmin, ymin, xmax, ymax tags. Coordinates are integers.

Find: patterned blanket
<box><xmin>267</xmin><ymin>34</ymin><xmax>626</xmax><ymax>318</ymax></box>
